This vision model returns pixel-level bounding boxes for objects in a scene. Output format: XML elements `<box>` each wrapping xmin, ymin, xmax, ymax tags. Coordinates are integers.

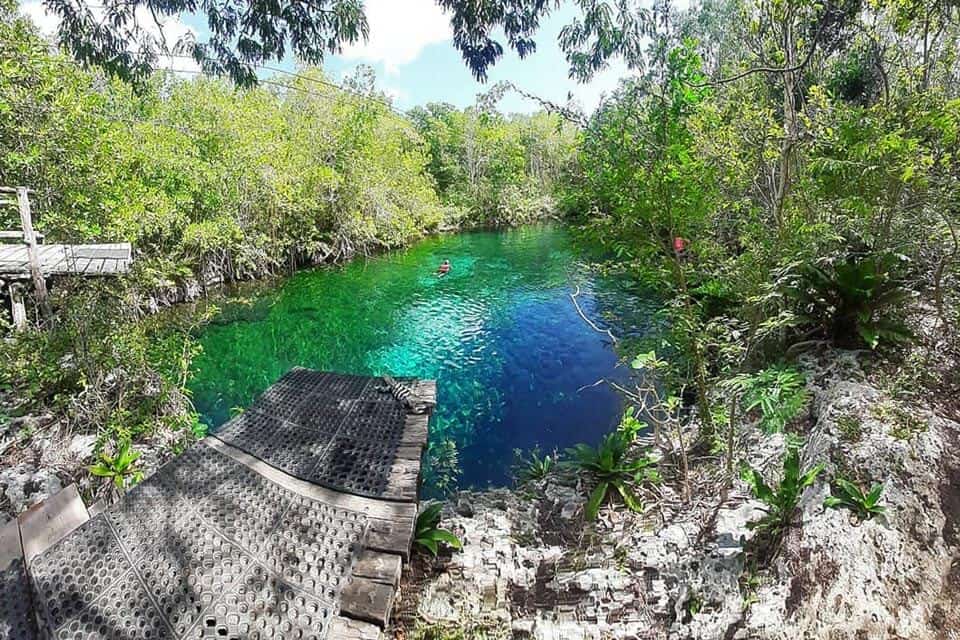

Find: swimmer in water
<box><xmin>437</xmin><ymin>259</ymin><xmax>451</xmax><ymax>276</ymax></box>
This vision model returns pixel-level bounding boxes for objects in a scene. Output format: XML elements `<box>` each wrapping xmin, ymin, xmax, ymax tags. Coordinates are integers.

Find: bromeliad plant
<box><xmin>414</xmin><ymin>502</ymin><xmax>463</xmax><ymax>557</ymax></box>
<box><xmin>824</xmin><ymin>478</ymin><xmax>886</xmax><ymax>520</ymax></box>
<box><xmin>740</xmin><ymin>438</ymin><xmax>824</xmax><ymax>538</ymax></box>
<box><xmin>89</xmin><ymin>438</ymin><xmax>144</xmax><ymax>490</ymax></box>
<box><xmin>781</xmin><ymin>251</ymin><xmax>912</xmax><ymax>349</ymax></box>
<box><xmin>514</xmin><ymin>446</ymin><xmax>558</xmax><ymax>483</ymax></box>
<box><xmin>565</xmin><ymin>430</ymin><xmax>659</xmax><ymax>521</ymax></box>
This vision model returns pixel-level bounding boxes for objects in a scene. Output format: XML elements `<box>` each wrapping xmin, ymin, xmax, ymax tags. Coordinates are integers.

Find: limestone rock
<box><xmin>405</xmin><ymin>357</ymin><xmax>960</xmax><ymax>640</ymax></box>
<box><xmin>68</xmin><ymin>434</ymin><xmax>98</xmax><ymax>460</ymax></box>
<box><xmin>0</xmin><ymin>464</ymin><xmax>63</xmax><ymax>514</ymax></box>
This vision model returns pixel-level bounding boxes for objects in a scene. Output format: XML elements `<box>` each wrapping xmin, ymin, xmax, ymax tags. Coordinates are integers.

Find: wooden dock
<box><xmin>1</xmin><ymin>185</ymin><xmax>133</xmax><ymax>329</ymax></box>
<box><xmin>0</xmin><ymin>243</ymin><xmax>132</xmax><ymax>278</ymax></box>
<box><xmin>0</xmin><ymin>369</ymin><xmax>435</xmax><ymax>640</ymax></box>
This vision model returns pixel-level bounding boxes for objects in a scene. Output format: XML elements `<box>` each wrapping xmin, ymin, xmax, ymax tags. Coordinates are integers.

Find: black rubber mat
<box><xmin>213</xmin><ymin>370</ymin><xmax>421</xmax><ymax>500</ymax></box>
<box><xmin>28</xmin><ymin>441</ymin><xmax>367</xmax><ymax>640</ymax></box>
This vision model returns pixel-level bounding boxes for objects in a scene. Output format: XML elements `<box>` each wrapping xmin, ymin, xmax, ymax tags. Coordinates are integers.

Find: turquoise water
<box><xmin>188</xmin><ymin>226</ymin><xmax>653</xmax><ymax>491</ymax></box>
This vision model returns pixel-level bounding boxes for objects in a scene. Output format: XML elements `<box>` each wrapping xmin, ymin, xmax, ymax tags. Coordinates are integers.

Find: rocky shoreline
<box><xmin>396</xmin><ymin>353</ymin><xmax>960</xmax><ymax>639</ymax></box>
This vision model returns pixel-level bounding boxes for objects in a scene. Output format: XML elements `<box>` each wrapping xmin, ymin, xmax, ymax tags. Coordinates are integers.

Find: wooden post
<box><xmin>16</xmin><ymin>186</ymin><xmax>50</xmax><ymax>320</ymax></box>
<box><xmin>9</xmin><ymin>283</ymin><xmax>27</xmax><ymax>330</ymax></box>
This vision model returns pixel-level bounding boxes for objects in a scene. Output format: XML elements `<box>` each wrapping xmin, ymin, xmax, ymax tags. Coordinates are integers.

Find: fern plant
<box><xmin>723</xmin><ymin>366</ymin><xmax>810</xmax><ymax>433</ymax></box>
<box><xmin>824</xmin><ymin>478</ymin><xmax>885</xmax><ymax>520</ymax></box>
<box><xmin>89</xmin><ymin>438</ymin><xmax>143</xmax><ymax>489</ymax></box>
<box><xmin>740</xmin><ymin>439</ymin><xmax>824</xmax><ymax>537</ymax></box>
<box><xmin>414</xmin><ymin>502</ymin><xmax>462</xmax><ymax>556</ymax></box>
<box><xmin>565</xmin><ymin>431</ymin><xmax>659</xmax><ymax>521</ymax></box>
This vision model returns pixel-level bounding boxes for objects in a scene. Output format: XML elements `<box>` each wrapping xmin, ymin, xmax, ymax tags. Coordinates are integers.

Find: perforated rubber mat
<box><xmin>28</xmin><ymin>441</ymin><xmax>367</xmax><ymax>640</ymax></box>
<box><xmin>213</xmin><ymin>370</ymin><xmax>425</xmax><ymax>500</ymax></box>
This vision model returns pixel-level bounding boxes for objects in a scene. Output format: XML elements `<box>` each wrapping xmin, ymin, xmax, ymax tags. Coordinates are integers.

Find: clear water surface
<box><xmin>188</xmin><ymin>226</ymin><xmax>654</xmax><ymax>492</ymax></box>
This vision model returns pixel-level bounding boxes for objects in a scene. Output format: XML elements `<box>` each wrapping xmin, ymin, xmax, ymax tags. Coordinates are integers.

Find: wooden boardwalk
<box><xmin>0</xmin><ymin>369</ymin><xmax>434</xmax><ymax>640</ymax></box>
<box><xmin>0</xmin><ymin>242</ymin><xmax>132</xmax><ymax>278</ymax></box>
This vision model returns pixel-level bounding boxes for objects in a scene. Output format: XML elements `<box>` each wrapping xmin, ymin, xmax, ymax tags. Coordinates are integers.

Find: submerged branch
<box><xmin>570</xmin><ymin>285</ymin><xmax>618</xmax><ymax>344</ymax></box>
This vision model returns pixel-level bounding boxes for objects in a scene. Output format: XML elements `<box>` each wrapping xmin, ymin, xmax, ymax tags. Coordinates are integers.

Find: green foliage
<box><xmin>44</xmin><ymin>0</ymin><xmax>370</xmax><ymax>87</ymax></box>
<box><xmin>617</xmin><ymin>406</ymin><xmax>647</xmax><ymax>440</ymax></box>
<box><xmin>1</xmin><ymin>17</ymin><xmax>444</xmax><ymax>286</ymax></box>
<box><xmin>781</xmin><ymin>251</ymin><xmax>912</xmax><ymax>349</ymax></box>
<box><xmin>740</xmin><ymin>439</ymin><xmax>824</xmax><ymax>538</ymax></box>
<box><xmin>824</xmin><ymin>478</ymin><xmax>886</xmax><ymax>520</ymax></box>
<box><xmin>723</xmin><ymin>366</ymin><xmax>810</xmax><ymax>434</ymax></box>
<box><xmin>410</xmin><ymin>102</ymin><xmax>576</xmax><ymax>227</ymax></box>
<box><xmin>565</xmin><ymin>431</ymin><xmax>659</xmax><ymax>521</ymax></box>
<box><xmin>423</xmin><ymin>439</ymin><xmax>462</xmax><ymax>498</ymax></box>
<box><xmin>835</xmin><ymin>415</ymin><xmax>864</xmax><ymax>443</ymax></box>
<box><xmin>414</xmin><ymin>502</ymin><xmax>463</xmax><ymax>557</ymax></box>
<box><xmin>89</xmin><ymin>438</ymin><xmax>143</xmax><ymax>489</ymax></box>
<box><xmin>513</xmin><ymin>446</ymin><xmax>557</xmax><ymax>483</ymax></box>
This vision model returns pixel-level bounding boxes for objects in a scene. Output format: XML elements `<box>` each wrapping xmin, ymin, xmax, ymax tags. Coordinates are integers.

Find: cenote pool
<box><xmin>188</xmin><ymin>226</ymin><xmax>655</xmax><ymax>493</ymax></box>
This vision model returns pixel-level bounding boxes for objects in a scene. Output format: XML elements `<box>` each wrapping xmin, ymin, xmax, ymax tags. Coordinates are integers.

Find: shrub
<box><xmin>781</xmin><ymin>251</ymin><xmax>912</xmax><ymax>349</ymax></box>
<box><xmin>89</xmin><ymin>438</ymin><xmax>143</xmax><ymax>490</ymax></box>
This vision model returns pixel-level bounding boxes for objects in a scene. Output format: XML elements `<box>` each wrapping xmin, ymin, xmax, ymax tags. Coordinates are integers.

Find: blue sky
<box><xmin>318</xmin><ymin>1</ymin><xmax>632</xmax><ymax>114</ymax></box>
<box><xmin>21</xmin><ymin>0</ymin><xmax>633</xmax><ymax>115</ymax></box>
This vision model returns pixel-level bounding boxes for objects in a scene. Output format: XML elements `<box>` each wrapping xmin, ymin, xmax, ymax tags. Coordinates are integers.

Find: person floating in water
<box><xmin>437</xmin><ymin>259</ymin><xmax>451</xmax><ymax>276</ymax></box>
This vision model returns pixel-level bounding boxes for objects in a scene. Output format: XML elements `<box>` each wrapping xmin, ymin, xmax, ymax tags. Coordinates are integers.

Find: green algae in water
<box><xmin>189</xmin><ymin>226</ymin><xmax>654</xmax><ymax>492</ymax></box>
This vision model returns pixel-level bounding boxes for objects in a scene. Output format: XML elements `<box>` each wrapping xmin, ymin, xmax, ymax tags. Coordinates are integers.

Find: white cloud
<box><xmin>19</xmin><ymin>1</ymin><xmax>201</xmax><ymax>74</ymax></box>
<box><xmin>340</xmin><ymin>0</ymin><xmax>451</xmax><ymax>74</ymax></box>
<box><xmin>566</xmin><ymin>60</ymin><xmax>633</xmax><ymax>114</ymax></box>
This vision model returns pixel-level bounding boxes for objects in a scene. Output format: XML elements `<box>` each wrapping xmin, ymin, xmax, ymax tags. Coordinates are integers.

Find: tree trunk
<box><xmin>773</xmin><ymin>9</ymin><xmax>800</xmax><ymax>230</ymax></box>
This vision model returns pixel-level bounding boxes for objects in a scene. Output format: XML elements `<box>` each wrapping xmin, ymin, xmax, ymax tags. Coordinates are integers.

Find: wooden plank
<box><xmin>86</xmin><ymin>500</ymin><xmax>106</xmax><ymax>518</ymax></box>
<box><xmin>0</xmin><ymin>243</ymin><xmax>132</xmax><ymax>277</ymax></box>
<box><xmin>402</xmin><ymin>414</ymin><xmax>430</xmax><ymax>448</ymax></box>
<box><xmin>366</xmin><ymin>514</ymin><xmax>415</xmax><ymax>560</ymax></box>
<box><xmin>0</xmin><ymin>230</ymin><xmax>42</xmax><ymax>241</ymax></box>
<box><xmin>0</xmin><ymin>245</ymin><xmax>23</xmax><ymax>261</ymax></box>
<box><xmin>412</xmin><ymin>379</ymin><xmax>437</xmax><ymax>404</ymax></box>
<box><xmin>339</xmin><ymin>577</ymin><xmax>396</xmax><ymax>627</ymax></box>
<box><xmin>395</xmin><ymin>444</ymin><xmax>425</xmax><ymax>462</ymax></box>
<box><xmin>17</xmin><ymin>483</ymin><xmax>89</xmax><ymax>565</ymax></box>
<box><xmin>40</xmin><ymin>246</ymin><xmax>67</xmax><ymax>273</ymax></box>
<box><xmin>352</xmin><ymin>550</ymin><xmax>402</xmax><ymax>587</ymax></box>
<box><xmin>329</xmin><ymin>616</ymin><xmax>382</xmax><ymax>640</ymax></box>
<box><xmin>34</xmin><ymin>245</ymin><xmax>57</xmax><ymax>260</ymax></box>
